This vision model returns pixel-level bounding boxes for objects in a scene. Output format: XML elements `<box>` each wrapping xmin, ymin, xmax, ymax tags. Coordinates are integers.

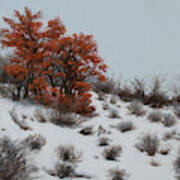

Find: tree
<box><xmin>0</xmin><ymin>7</ymin><xmax>107</xmax><ymax>115</ymax></box>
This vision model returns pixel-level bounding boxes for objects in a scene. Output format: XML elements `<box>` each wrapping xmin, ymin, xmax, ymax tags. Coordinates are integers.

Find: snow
<box><xmin>0</xmin><ymin>92</ymin><xmax>179</xmax><ymax>180</ymax></box>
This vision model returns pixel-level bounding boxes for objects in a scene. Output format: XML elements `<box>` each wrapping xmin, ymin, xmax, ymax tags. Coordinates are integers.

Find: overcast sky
<box><xmin>0</xmin><ymin>0</ymin><xmax>180</xmax><ymax>80</ymax></box>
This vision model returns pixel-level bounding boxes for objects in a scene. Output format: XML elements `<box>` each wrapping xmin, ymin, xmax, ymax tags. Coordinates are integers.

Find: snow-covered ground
<box><xmin>0</xmin><ymin>91</ymin><xmax>179</xmax><ymax>180</ymax></box>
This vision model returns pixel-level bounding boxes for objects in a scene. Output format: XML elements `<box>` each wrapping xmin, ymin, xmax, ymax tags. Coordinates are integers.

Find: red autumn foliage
<box><xmin>0</xmin><ymin>7</ymin><xmax>107</xmax><ymax>115</ymax></box>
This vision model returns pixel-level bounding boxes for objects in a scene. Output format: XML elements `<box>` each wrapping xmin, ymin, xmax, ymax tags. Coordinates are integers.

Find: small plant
<box><xmin>24</xmin><ymin>134</ymin><xmax>46</xmax><ymax>151</ymax></box>
<box><xmin>50</xmin><ymin>110</ymin><xmax>82</xmax><ymax>127</ymax></box>
<box><xmin>34</xmin><ymin>109</ymin><xmax>47</xmax><ymax>123</ymax></box>
<box><xmin>135</xmin><ymin>134</ymin><xmax>160</xmax><ymax>156</ymax></box>
<box><xmin>159</xmin><ymin>145</ymin><xmax>170</xmax><ymax>155</ymax></box>
<box><xmin>149</xmin><ymin>159</ymin><xmax>160</xmax><ymax>167</ymax></box>
<box><xmin>174</xmin><ymin>105</ymin><xmax>180</xmax><ymax>119</ymax></box>
<box><xmin>79</xmin><ymin>126</ymin><xmax>94</xmax><ymax>136</ymax></box>
<box><xmin>163</xmin><ymin>130</ymin><xmax>176</xmax><ymax>141</ymax></box>
<box><xmin>174</xmin><ymin>154</ymin><xmax>180</xmax><ymax>180</ymax></box>
<box><xmin>127</xmin><ymin>101</ymin><xmax>145</xmax><ymax>116</ymax></box>
<box><xmin>98</xmin><ymin>137</ymin><xmax>110</xmax><ymax>146</ymax></box>
<box><xmin>57</xmin><ymin>145</ymin><xmax>81</xmax><ymax>163</ymax></box>
<box><xmin>102</xmin><ymin>103</ymin><xmax>109</xmax><ymax>111</ymax></box>
<box><xmin>147</xmin><ymin>111</ymin><xmax>163</xmax><ymax>123</ymax></box>
<box><xmin>109</xmin><ymin>109</ymin><xmax>121</xmax><ymax>119</ymax></box>
<box><xmin>116</xmin><ymin>121</ymin><xmax>135</xmax><ymax>133</ymax></box>
<box><xmin>0</xmin><ymin>136</ymin><xmax>37</xmax><ymax>180</ymax></box>
<box><xmin>110</xmin><ymin>95</ymin><xmax>118</xmax><ymax>104</ymax></box>
<box><xmin>162</xmin><ymin>114</ymin><xmax>176</xmax><ymax>127</ymax></box>
<box><xmin>55</xmin><ymin>162</ymin><xmax>76</xmax><ymax>178</ymax></box>
<box><xmin>98</xmin><ymin>92</ymin><xmax>106</xmax><ymax>101</ymax></box>
<box><xmin>103</xmin><ymin>145</ymin><xmax>122</xmax><ymax>161</ymax></box>
<box><xmin>108</xmin><ymin>168</ymin><xmax>127</xmax><ymax>180</ymax></box>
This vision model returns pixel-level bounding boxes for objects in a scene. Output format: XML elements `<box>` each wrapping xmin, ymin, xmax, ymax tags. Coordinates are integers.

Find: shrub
<box><xmin>50</xmin><ymin>110</ymin><xmax>82</xmax><ymax>127</ymax></box>
<box><xmin>57</xmin><ymin>145</ymin><xmax>81</xmax><ymax>163</ymax></box>
<box><xmin>102</xmin><ymin>103</ymin><xmax>109</xmax><ymax>111</ymax></box>
<box><xmin>149</xmin><ymin>159</ymin><xmax>160</xmax><ymax>167</ymax></box>
<box><xmin>174</xmin><ymin>105</ymin><xmax>180</xmax><ymax>119</ymax></box>
<box><xmin>109</xmin><ymin>109</ymin><xmax>121</xmax><ymax>119</ymax></box>
<box><xmin>116</xmin><ymin>121</ymin><xmax>135</xmax><ymax>133</ymax></box>
<box><xmin>147</xmin><ymin>110</ymin><xmax>163</xmax><ymax>123</ymax></box>
<box><xmin>108</xmin><ymin>168</ymin><xmax>127</xmax><ymax>180</ymax></box>
<box><xmin>174</xmin><ymin>154</ymin><xmax>180</xmax><ymax>180</ymax></box>
<box><xmin>127</xmin><ymin>101</ymin><xmax>145</xmax><ymax>116</ymax></box>
<box><xmin>162</xmin><ymin>114</ymin><xmax>176</xmax><ymax>127</ymax></box>
<box><xmin>98</xmin><ymin>137</ymin><xmax>110</xmax><ymax>146</ymax></box>
<box><xmin>34</xmin><ymin>109</ymin><xmax>47</xmax><ymax>123</ymax></box>
<box><xmin>24</xmin><ymin>134</ymin><xmax>46</xmax><ymax>151</ymax></box>
<box><xmin>79</xmin><ymin>126</ymin><xmax>94</xmax><ymax>136</ymax></box>
<box><xmin>55</xmin><ymin>162</ymin><xmax>76</xmax><ymax>179</ymax></box>
<box><xmin>159</xmin><ymin>145</ymin><xmax>170</xmax><ymax>155</ymax></box>
<box><xmin>0</xmin><ymin>7</ymin><xmax>107</xmax><ymax>115</ymax></box>
<box><xmin>0</xmin><ymin>136</ymin><xmax>37</xmax><ymax>180</ymax></box>
<box><xmin>103</xmin><ymin>145</ymin><xmax>122</xmax><ymax>161</ymax></box>
<box><xmin>135</xmin><ymin>134</ymin><xmax>160</xmax><ymax>156</ymax></box>
<box><xmin>110</xmin><ymin>95</ymin><xmax>118</xmax><ymax>104</ymax></box>
<box><xmin>98</xmin><ymin>92</ymin><xmax>106</xmax><ymax>101</ymax></box>
<box><xmin>163</xmin><ymin>130</ymin><xmax>176</xmax><ymax>141</ymax></box>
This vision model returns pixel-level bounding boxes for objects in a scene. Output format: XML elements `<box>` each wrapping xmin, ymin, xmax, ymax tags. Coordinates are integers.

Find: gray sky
<box><xmin>0</xmin><ymin>0</ymin><xmax>180</xmax><ymax>80</ymax></box>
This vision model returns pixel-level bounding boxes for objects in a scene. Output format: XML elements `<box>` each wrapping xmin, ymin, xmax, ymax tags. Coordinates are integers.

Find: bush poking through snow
<box><xmin>147</xmin><ymin>111</ymin><xmax>163</xmax><ymax>123</ymax></box>
<box><xmin>34</xmin><ymin>109</ymin><xmax>47</xmax><ymax>123</ymax></box>
<box><xmin>163</xmin><ymin>130</ymin><xmax>177</xmax><ymax>141</ymax></box>
<box><xmin>24</xmin><ymin>134</ymin><xmax>46</xmax><ymax>151</ymax></box>
<box><xmin>55</xmin><ymin>162</ymin><xmax>76</xmax><ymax>178</ymax></box>
<box><xmin>110</xmin><ymin>95</ymin><xmax>118</xmax><ymax>104</ymax></box>
<box><xmin>50</xmin><ymin>110</ymin><xmax>82</xmax><ymax>127</ymax></box>
<box><xmin>149</xmin><ymin>159</ymin><xmax>160</xmax><ymax>167</ymax></box>
<box><xmin>103</xmin><ymin>145</ymin><xmax>122</xmax><ymax>161</ymax></box>
<box><xmin>98</xmin><ymin>137</ymin><xmax>110</xmax><ymax>146</ymax></box>
<box><xmin>116</xmin><ymin>121</ymin><xmax>135</xmax><ymax>133</ymax></box>
<box><xmin>174</xmin><ymin>105</ymin><xmax>180</xmax><ymax>119</ymax></box>
<box><xmin>57</xmin><ymin>145</ymin><xmax>82</xmax><ymax>163</ymax></box>
<box><xmin>159</xmin><ymin>145</ymin><xmax>170</xmax><ymax>155</ymax></box>
<box><xmin>108</xmin><ymin>168</ymin><xmax>127</xmax><ymax>180</ymax></box>
<box><xmin>174</xmin><ymin>155</ymin><xmax>180</xmax><ymax>180</ymax></box>
<box><xmin>79</xmin><ymin>126</ymin><xmax>94</xmax><ymax>136</ymax></box>
<box><xmin>135</xmin><ymin>134</ymin><xmax>160</xmax><ymax>156</ymax></box>
<box><xmin>98</xmin><ymin>92</ymin><xmax>106</xmax><ymax>101</ymax></box>
<box><xmin>127</xmin><ymin>101</ymin><xmax>145</xmax><ymax>116</ymax></box>
<box><xmin>102</xmin><ymin>103</ymin><xmax>109</xmax><ymax>111</ymax></box>
<box><xmin>109</xmin><ymin>109</ymin><xmax>121</xmax><ymax>119</ymax></box>
<box><xmin>0</xmin><ymin>136</ymin><xmax>37</xmax><ymax>180</ymax></box>
<box><xmin>162</xmin><ymin>114</ymin><xmax>176</xmax><ymax>127</ymax></box>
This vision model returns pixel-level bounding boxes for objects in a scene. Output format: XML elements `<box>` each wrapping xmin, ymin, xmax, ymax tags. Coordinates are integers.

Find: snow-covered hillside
<box><xmin>0</xmin><ymin>91</ymin><xmax>179</xmax><ymax>180</ymax></box>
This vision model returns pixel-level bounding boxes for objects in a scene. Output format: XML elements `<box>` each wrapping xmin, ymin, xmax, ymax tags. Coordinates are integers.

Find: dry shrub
<box><xmin>127</xmin><ymin>101</ymin><xmax>145</xmax><ymax>116</ymax></box>
<box><xmin>109</xmin><ymin>109</ymin><xmax>121</xmax><ymax>119</ymax></box>
<box><xmin>149</xmin><ymin>159</ymin><xmax>160</xmax><ymax>167</ymax></box>
<box><xmin>163</xmin><ymin>130</ymin><xmax>177</xmax><ymax>141</ymax></box>
<box><xmin>135</xmin><ymin>134</ymin><xmax>160</xmax><ymax>156</ymax></box>
<box><xmin>102</xmin><ymin>103</ymin><xmax>110</xmax><ymax>111</ymax></box>
<box><xmin>116</xmin><ymin>121</ymin><xmax>135</xmax><ymax>133</ymax></box>
<box><xmin>98</xmin><ymin>137</ymin><xmax>110</xmax><ymax>146</ymax></box>
<box><xmin>103</xmin><ymin>145</ymin><xmax>122</xmax><ymax>161</ymax></box>
<box><xmin>50</xmin><ymin>110</ymin><xmax>82</xmax><ymax>127</ymax></box>
<box><xmin>174</xmin><ymin>154</ymin><xmax>180</xmax><ymax>180</ymax></box>
<box><xmin>174</xmin><ymin>105</ymin><xmax>180</xmax><ymax>119</ymax></box>
<box><xmin>24</xmin><ymin>134</ymin><xmax>46</xmax><ymax>151</ymax></box>
<box><xmin>57</xmin><ymin>145</ymin><xmax>81</xmax><ymax>163</ymax></box>
<box><xmin>162</xmin><ymin>114</ymin><xmax>176</xmax><ymax>127</ymax></box>
<box><xmin>108</xmin><ymin>168</ymin><xmax>127</xmax><ymax>180</ymax></box>
<box><xmin>34</xmin><ymin>109</ymin><xmax>47</xmax><ymax>123</ymax></box>
<box><xmin>159</xmin><ymin>145</ymin><xmax>170</xmax><ymax>155</ymax></box>
<box><xmin>110</xmin><ymin>95</ymin><xmax>118</xmax><ymax>104</ymax></box>
<box><xmin>55</xmin><ymin>162</ymin><xmax>76</xmax><ymax>179</ymax></box>
<box><xmin>147</xmin><ymin>110</ymin><xmax>163</xmax><ymax>123</ymax></box>
<box><xmin>92</xmin><ymin>76</ymin><xmax>120</xmax><ymax>95</ymax></box>
<box><xmin>0</xmin><ymin>136</ymin><xmax>37</xmax><ymax>180</ymax></box>
<box><xmin>144</xmin><ymin>77</ymin><xmax>170</xmax><ymax>108</ymax></box>
<box><xmin>98</xmin><ymin>92</ymin><xmax>106</xmax><ymax>101</ymax></box>
<box><xmin>79</xmin><ymin>126</ymin><xmax>94</xmax><ymax>136</ymax></box>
